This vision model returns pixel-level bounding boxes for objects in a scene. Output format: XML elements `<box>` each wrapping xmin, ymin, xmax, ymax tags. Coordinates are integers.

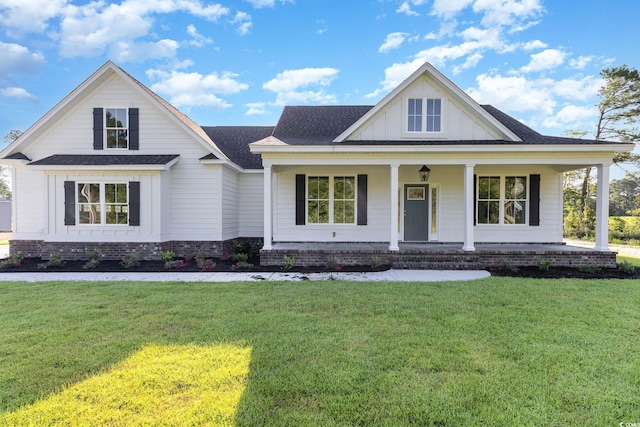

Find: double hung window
<box><xmin>477</xmin><ymin>176</ymin><xmax>528</xmax><ymax>225</ymax></box>
<box><xmin>106</xmin><ymin>108</ymin><xmax>128</xmax><ymax>149</ymax></box>
<box><xmin>307</xmin><ymin>176</ymin><xmax>355</xmax><ymax>224</ymax></box>
<box><xmin>78</xmin><ymin>183</ymin><xmax>129</xmax><ymax>225</ymax></box>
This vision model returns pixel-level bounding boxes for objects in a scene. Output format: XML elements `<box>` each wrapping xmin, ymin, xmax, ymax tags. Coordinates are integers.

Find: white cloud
<box><xmin>232</xmin><ymin>11</ymin><xmax>252</xmax><ymax>36</ymax></box>
<box><xmin>246</xmin><ymin>102</ymin><xmax>269</xmax><ymax>115</ymax></box>
<box><xmin>473</xmin><ymin>0</ymin><xmax>544</xmax><ymax>29</ymax></box>
<box><xmin>397</xmin><ymin>1</ymin><xmax>419</xmax><ymax>16</ymax></box>
<box><xmin>521</xmin><ymin>39</ymin><xmax>547</xmax><ymax>50</ymax></box>
<box><xmin>542</xmin><ymin>104</ymin><xmax>597</xmax><ymax>128</ymax></box>
<box><xmin>186</xmin><ymin>24</ymin><xmax>213</xmax><ymax>47</ymax></box>
<box><xmin>245</xmin><ymin>0</ymin><xmax>294</xmax><ymax>8</ymax></box>
<box><xmin>53</xmin><ymin>0</ymin><xmax>231</xmax><ymax>59</ymax></box>
<box><xmin>0</xmin><ymin>87</ymin><xmax>38</xmax><ymax>103</ymax></box>
<box><xmin>0</xmin><ymin>42</ymin><xmax>46</xmax><ymax>77</ymax></box>
<box><xmin>520</xmin><ymin>48</ymin><xmax>566</xmax><ymax>73</ymax></box>
<box><xmin>569</xmin><ymin>55</ymin><xmax>594</xmax><ymax>70</ymax></box>
<box><xmin>263</xmin><ymin>67</ymin><xmax>339</xmax><ymax>105</ymax></box>
<box><xmin>148</xmin><ymin>68</ymin><xmax>249</xmax><ymax>109</ymax></box>
<box><xmin>467</xmin><ymin>72</ymin><xmax>602</xmax><ymax>129</ymax></box>
<box><xmin>379</xmin><ymin>32</ymin><xmax>409</xmax><ymax>53</ymax></box>
<box><xmin>0</xmin><ymin>0</ymin><xmax>66</xmax><ymax>34</ymax></box>
<box><xmin>113</xmin><ymin>39</ymin><xmax>179</xmax><ymax>63</ymax></box>
<box><xmin>468</xmin><ymin>72</ymin><xmax>556</xmax><ymax>116</ymax></box>
<box><xmin>431</xmin><ymin>0</ymin><xmax>473</xmax><ymax>19</ymax></box>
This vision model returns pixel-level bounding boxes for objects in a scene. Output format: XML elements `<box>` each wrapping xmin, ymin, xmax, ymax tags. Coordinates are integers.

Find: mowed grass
<box><xmin>617</xmin><ymin>254</ymin><xmax>640</xmax><ymax>266</ymax></box>
<box><xmin>1</xmin><ymin>278</ymin><xmax>639</xmax><ymax>426</ymax></box>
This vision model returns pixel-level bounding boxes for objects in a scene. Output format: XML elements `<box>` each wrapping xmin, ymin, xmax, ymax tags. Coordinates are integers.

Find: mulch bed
<box><xmin>0</xmin><ymin>257</ymin><xmax>391</xmax><ymax>274</ymax></box>
<box><xmin>489</xmin><ymin>265</ymin><xmax>640</xmax><ymax>279</ymax></box>
<box><xmin>1</xmin><ymin>258</ymin><xmax>638</xmax><ymax>279</ymax></box>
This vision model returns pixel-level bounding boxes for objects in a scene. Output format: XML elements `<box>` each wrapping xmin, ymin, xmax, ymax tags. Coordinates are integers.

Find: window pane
<box><xmin>506</xmin><ymin>176</ymin><xmax>526</xmax><ymax>199</ymax></box>
<box><xmin>78</xmin><ymin>183</ymin><xmax>99</xmax><ymax>203</ymax></box>
<box><xmin>488</xmin><ymin>201</ymin><xmax>500</xmax><ymax>224</ymax></box>
<box><xmin>308</xmin><ymin>177</ymin><xmax>319</xmax><ymax>199</ymax></box>
<box><xmin>318</xmin><ymin>177</ymin><xmax>329</xmax><ymax>199</ymax></box>
<box><xmin>344</xmin><ymin>201</ymin><xmax>354</xmax><ymax>223</ymax></box>
<box><xmin>318</xmin><ymin>201</ymin><xmax>329</xmax><ymax>223</ymax></box>
<box><xmin>504</xmin><ymin>201</ymin><xmax>526</xmax><ymax>224</ymax></box>
<box><xmin>79</xmin><ymin>204</ymin><xmax>100</xmax><ymax>224</ymax></box>
<box><xmin>478</xmin><ymin>201</ymin><xmax>489</xmax><ymax>224</ymax></box>
<box><xmin>489</xmin><ymin>177</ymin><xmax>500</xmax><ymax>199</ymax></box>
<box><xmin>408</xmin><ymin>98</ymin><xmax>422</xmax><ymax>132</ymax></box>
<box><xmin>308</xmin><ymin>201</ymin><xmax>318</xmax><ymax>223</ymax></box>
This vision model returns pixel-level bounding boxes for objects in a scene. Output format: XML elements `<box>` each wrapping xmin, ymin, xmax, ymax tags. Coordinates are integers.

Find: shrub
<box><xmin>618</xmin><ymin>260</ymin><xmax>636</xmax><ymax>275</ymax></box>
<box><xmin>234</xmin><ymin>261</ymin><xmax>253</xmax><ymax>270</ymax></box>
<box><xmin>48</xmin><ymin>252</ymin><xmax>63</xmax><ymax>267</ymax></box>
<box><xmin>537</xmin><ymin>258</ymin><xmax>551</xmax><ymax>271</ymax></box>
<box><xmin>370</xmin><ymin>255</ymin><xmax>381</xmax><ymax>269</ymax></box>
<box><xmin>578</xmin><ymin>263</ymin><xmax>600</xmax><ymax>274</ymax></box>
<box><xmin>1</xmin><ymin>252</ymin><xmax>24</xmax><ymax>269</ymax></box>
<box><xmin>159</xmin><ymin>250</ymin><xmax>175</xmax><ymax>262</ymax></box>
<box><xmin>325</xmin><ymin>256</ymin><xmax>340</xmax><ymax>271</ymax></box>
<box><xmin>198</xmin><ymin>259</ymin><xmax>216</xmax><ymax>271</ymax></box>
<box><xmin>83</xmin><ymin>249</ymin><xmax>101</xmax><ymax>270</ymax></box>
<box><xmin>121</xmin><ymin>251</ymin><xmax>140</xmax><ymax>269</ymax></box>
<box><xmin>164</xmin><ymin>260</ymin><xmax>188</xmax><ymax>270</ymax></box>
<box><xmin>37</xmin><ymin>252</ymin><xmax>64</xmax><ymax>270</ymax></box>
<box><xmin>233</xmin><ymin>253</ymin><xmax>249</xmax><ymax>263</ymax></box>
<box><xmin>282</xmin><ymin>255</ymin><xmax>296</xmax><ymax>270</ymax></box>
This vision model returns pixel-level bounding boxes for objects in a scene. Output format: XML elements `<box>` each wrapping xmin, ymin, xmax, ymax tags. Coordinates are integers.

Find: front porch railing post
<box><xmin>389</xmin><ymin>163</ymin><xmax>399</xmax><ymax>251</ymax></box>
<box><xmin>462</xmin><ymin>164</ymin><xmax>476</xmax><ymax>251</ymax></box>
<box><xmin>263</xmin><ymin>164</ymin><xmax>273</xmax><ymax>250</ymax></box>
<box><xmin>595</xmin><ymin>163</ymin><xmax>611</xmax><ymax>251</ymax></box>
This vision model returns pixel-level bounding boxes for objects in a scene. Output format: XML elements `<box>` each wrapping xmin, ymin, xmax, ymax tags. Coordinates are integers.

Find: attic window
<box><xmin>407</xmin><ymin>98</ymin><xmax>442</xmax><ymax>134</ymax></box>
<box><xmin>106</xmin><ymin>108</ymin><xmax>128</xmax><ymax>149</ymax></box>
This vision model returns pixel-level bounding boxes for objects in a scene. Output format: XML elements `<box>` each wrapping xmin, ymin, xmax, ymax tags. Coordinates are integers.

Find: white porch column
<box><xmin>462</xmin><ymin>164</ymin><xmax>475</xmax><ymax>251</ymax></box>
<box><xmin>389</xmin><ymin>163</ymin><xmax>399</xmax><ymax>251</ymax></box>
<box><xmin>262</xmin><ymin>164</ymin><xmax>273</xmax><ymax>250</ymax></box>
<box><xmin>595</xmin><ymin>163</ymin><xmax>611</xmax><ymax>251</ymax></box>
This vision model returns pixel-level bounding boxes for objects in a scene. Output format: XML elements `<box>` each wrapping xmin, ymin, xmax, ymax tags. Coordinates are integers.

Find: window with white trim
<box><xmin>77</xmin><ymin>182</ymin><xmax>129</xmax><ymax>225</ymax></box>
<box><xmin>407</xmin><ymin>98</ymin><xmax>442</xmax><ymax>133</ymax></box>
<box><xmin>477</xmin><ymin>176</ymin><xmax>528</xmax><ymax>225</ymax></box>
<box><xmin>105</xmin><ymin>108</ymin><xmax>128</xmax><ymax>149</ymax></box>
<box><xmin>307</xmin><ymin>176</ymin><xmax>355</xmax><ymax>224</ymax></box>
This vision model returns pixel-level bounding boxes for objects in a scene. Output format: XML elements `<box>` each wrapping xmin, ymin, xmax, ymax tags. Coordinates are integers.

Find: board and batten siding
<box><xmin>273</xmin><ymin>165</ymin><xmax>390</xmax><ymax>243</ymax></box>
<box><xmin>239</xmin><ymin>173</ymin><xmax>264</xmax><ymax>237</ymax></box>
<box><xmin>348</xmin><ymin>76</ymin><xmax>500</xmax><ymax>141</ymax></box>
<box><xmin>16</xmin><ymin>73</ymin><xmax>224</xmax><ymax>242</ymax></box>
<box><xmin>11</xmin><ymin>167</ymin><xmax>44</xmax><ymax>239</ymax></box>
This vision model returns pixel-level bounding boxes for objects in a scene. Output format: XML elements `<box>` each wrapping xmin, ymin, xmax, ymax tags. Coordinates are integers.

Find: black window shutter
<box><xmin>357</xmin><ymin>174</ymin><xmax>367</xmax><ymax>225</ymax></box>
<box><xmin>129</xmin><ymin>181</ymin><xmax>140</xmax><ymax>226</ymax></box>
<box><xmin>473</xmin><ymin>174</ymin><xmax>477</xmax><ymax>226</ymax></box>
<box><xmin>93</xmin><ymin>108</ymin><xmax>103</xmax><ymax>150</ymax></box>
<box><xmin>64</xmin><ymin>181</ymin><xmax>75</xmax><ymax>225</ymax></box>
<box><xmin>129</xmin><ymin>108</ymin><xmax>139</xmax><ymax>150</ymax></box>
<box><xmin>295</xmin><ymin>174</ymin><xmax>305</xmax><ymax>225</ymax></box>
<box><xmin>529</xmin><ymin>174</ymin><xmax>540</xmax><ymax>226</ymax></box>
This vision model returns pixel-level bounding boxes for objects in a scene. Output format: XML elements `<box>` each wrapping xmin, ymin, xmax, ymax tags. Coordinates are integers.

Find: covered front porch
<box><xmin>260</xmin><ymin>242</ymin><xmax>617</xmax><ymax>269</ymax></box>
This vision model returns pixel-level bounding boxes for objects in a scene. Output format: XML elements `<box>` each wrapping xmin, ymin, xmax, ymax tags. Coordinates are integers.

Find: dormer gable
<box><xmin>334</xmin><ymin>62</ymin><xmax>521</xmax><ymax>143</ymax></box>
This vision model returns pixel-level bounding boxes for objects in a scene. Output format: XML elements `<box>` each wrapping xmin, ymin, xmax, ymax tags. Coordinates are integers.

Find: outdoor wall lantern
<box><xmin>419</xmin><ymin>165</ymin><xmax>431</xmax><ymax>182</ymax></box>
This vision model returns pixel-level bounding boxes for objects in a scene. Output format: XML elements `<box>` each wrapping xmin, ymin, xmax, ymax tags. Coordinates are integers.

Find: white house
<box><xmin>0</xmin><ymin>61</ymin><xmax>631</xmax><ymax>268</ymax></box>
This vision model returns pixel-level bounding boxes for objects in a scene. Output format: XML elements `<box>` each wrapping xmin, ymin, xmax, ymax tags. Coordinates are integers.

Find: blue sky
<box><xmin>1</xmin><ymin>0</ymin><xmax>639</xmax><ymax>170</ymax></box>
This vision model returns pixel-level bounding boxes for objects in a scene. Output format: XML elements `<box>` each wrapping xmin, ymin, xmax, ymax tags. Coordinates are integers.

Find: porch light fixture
<box><xmin>418</xmin><ymin>165</ymin><xmax>431</xmax><ymax>182</ymax></box>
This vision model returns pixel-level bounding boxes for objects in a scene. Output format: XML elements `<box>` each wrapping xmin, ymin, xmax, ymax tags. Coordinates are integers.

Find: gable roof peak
<box><xmin>334</xmin><ymin>61</ymin><xmax>522</xmax><ymax>143</ymax></box>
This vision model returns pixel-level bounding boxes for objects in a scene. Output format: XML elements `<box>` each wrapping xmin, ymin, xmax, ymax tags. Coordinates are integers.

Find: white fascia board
<box><xmin>28</xmin><ymin>162</ymin><xmax>179</xmax><ymax>172</ymax></box>
<box><xmin>251</xmin><ymin>143</ymin><xmax>633</xmax><ymax>154</ymax></box>
<box><xmin>0</xmin><ymin>159</ymin><xmax>30</xmax><ymax>166</ymax></box>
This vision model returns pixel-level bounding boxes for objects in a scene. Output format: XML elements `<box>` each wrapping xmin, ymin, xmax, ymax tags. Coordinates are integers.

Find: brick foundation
<box><xmin>260</xmin><ymin>247</ymin><xmax>617</xmax><ymax>270</ymax></box>
<box><xmin>9</xmin><ymin>238</ymin><xmax>261</xmax><ymax>261</ymax></box>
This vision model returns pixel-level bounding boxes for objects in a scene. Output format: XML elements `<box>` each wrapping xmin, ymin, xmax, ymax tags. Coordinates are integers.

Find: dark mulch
<box><xmin>489</xmin><ymin>265</ymin><xmax>640</xmax><ymax>279</ymax></box>
<box><xmin>0</xmin><ymin>257</ymin><xmax>391</xmax><ymax>274</ymax></box>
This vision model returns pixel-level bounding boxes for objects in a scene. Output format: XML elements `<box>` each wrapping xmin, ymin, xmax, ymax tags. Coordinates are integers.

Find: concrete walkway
<box><xmin>0</xmin><ymin>269</ymin><xmax>490</xmax><ymax>283</ymax></box>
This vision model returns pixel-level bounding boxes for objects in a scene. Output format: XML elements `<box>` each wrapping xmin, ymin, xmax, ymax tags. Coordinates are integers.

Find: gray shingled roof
<box><xmin>272</xmin><ymin>105</ymin><xmax>374</xmax><ymax>145</ymax></box>
<box><xmin>29</xmin><ymin>154</ymin><xmax>179</xmax><ymax>166</ymax></box>
<box><xmin>201</xmin><ymin>126</ymin><xmax>274</xmax><ymax>169</ymax></box>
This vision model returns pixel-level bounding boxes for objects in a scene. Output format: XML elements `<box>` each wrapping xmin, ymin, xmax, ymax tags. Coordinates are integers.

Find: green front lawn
<box><xmin>1</xmin><ymin>278</ymin><xmax>639</xmax><ymax>426</ymax></box>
